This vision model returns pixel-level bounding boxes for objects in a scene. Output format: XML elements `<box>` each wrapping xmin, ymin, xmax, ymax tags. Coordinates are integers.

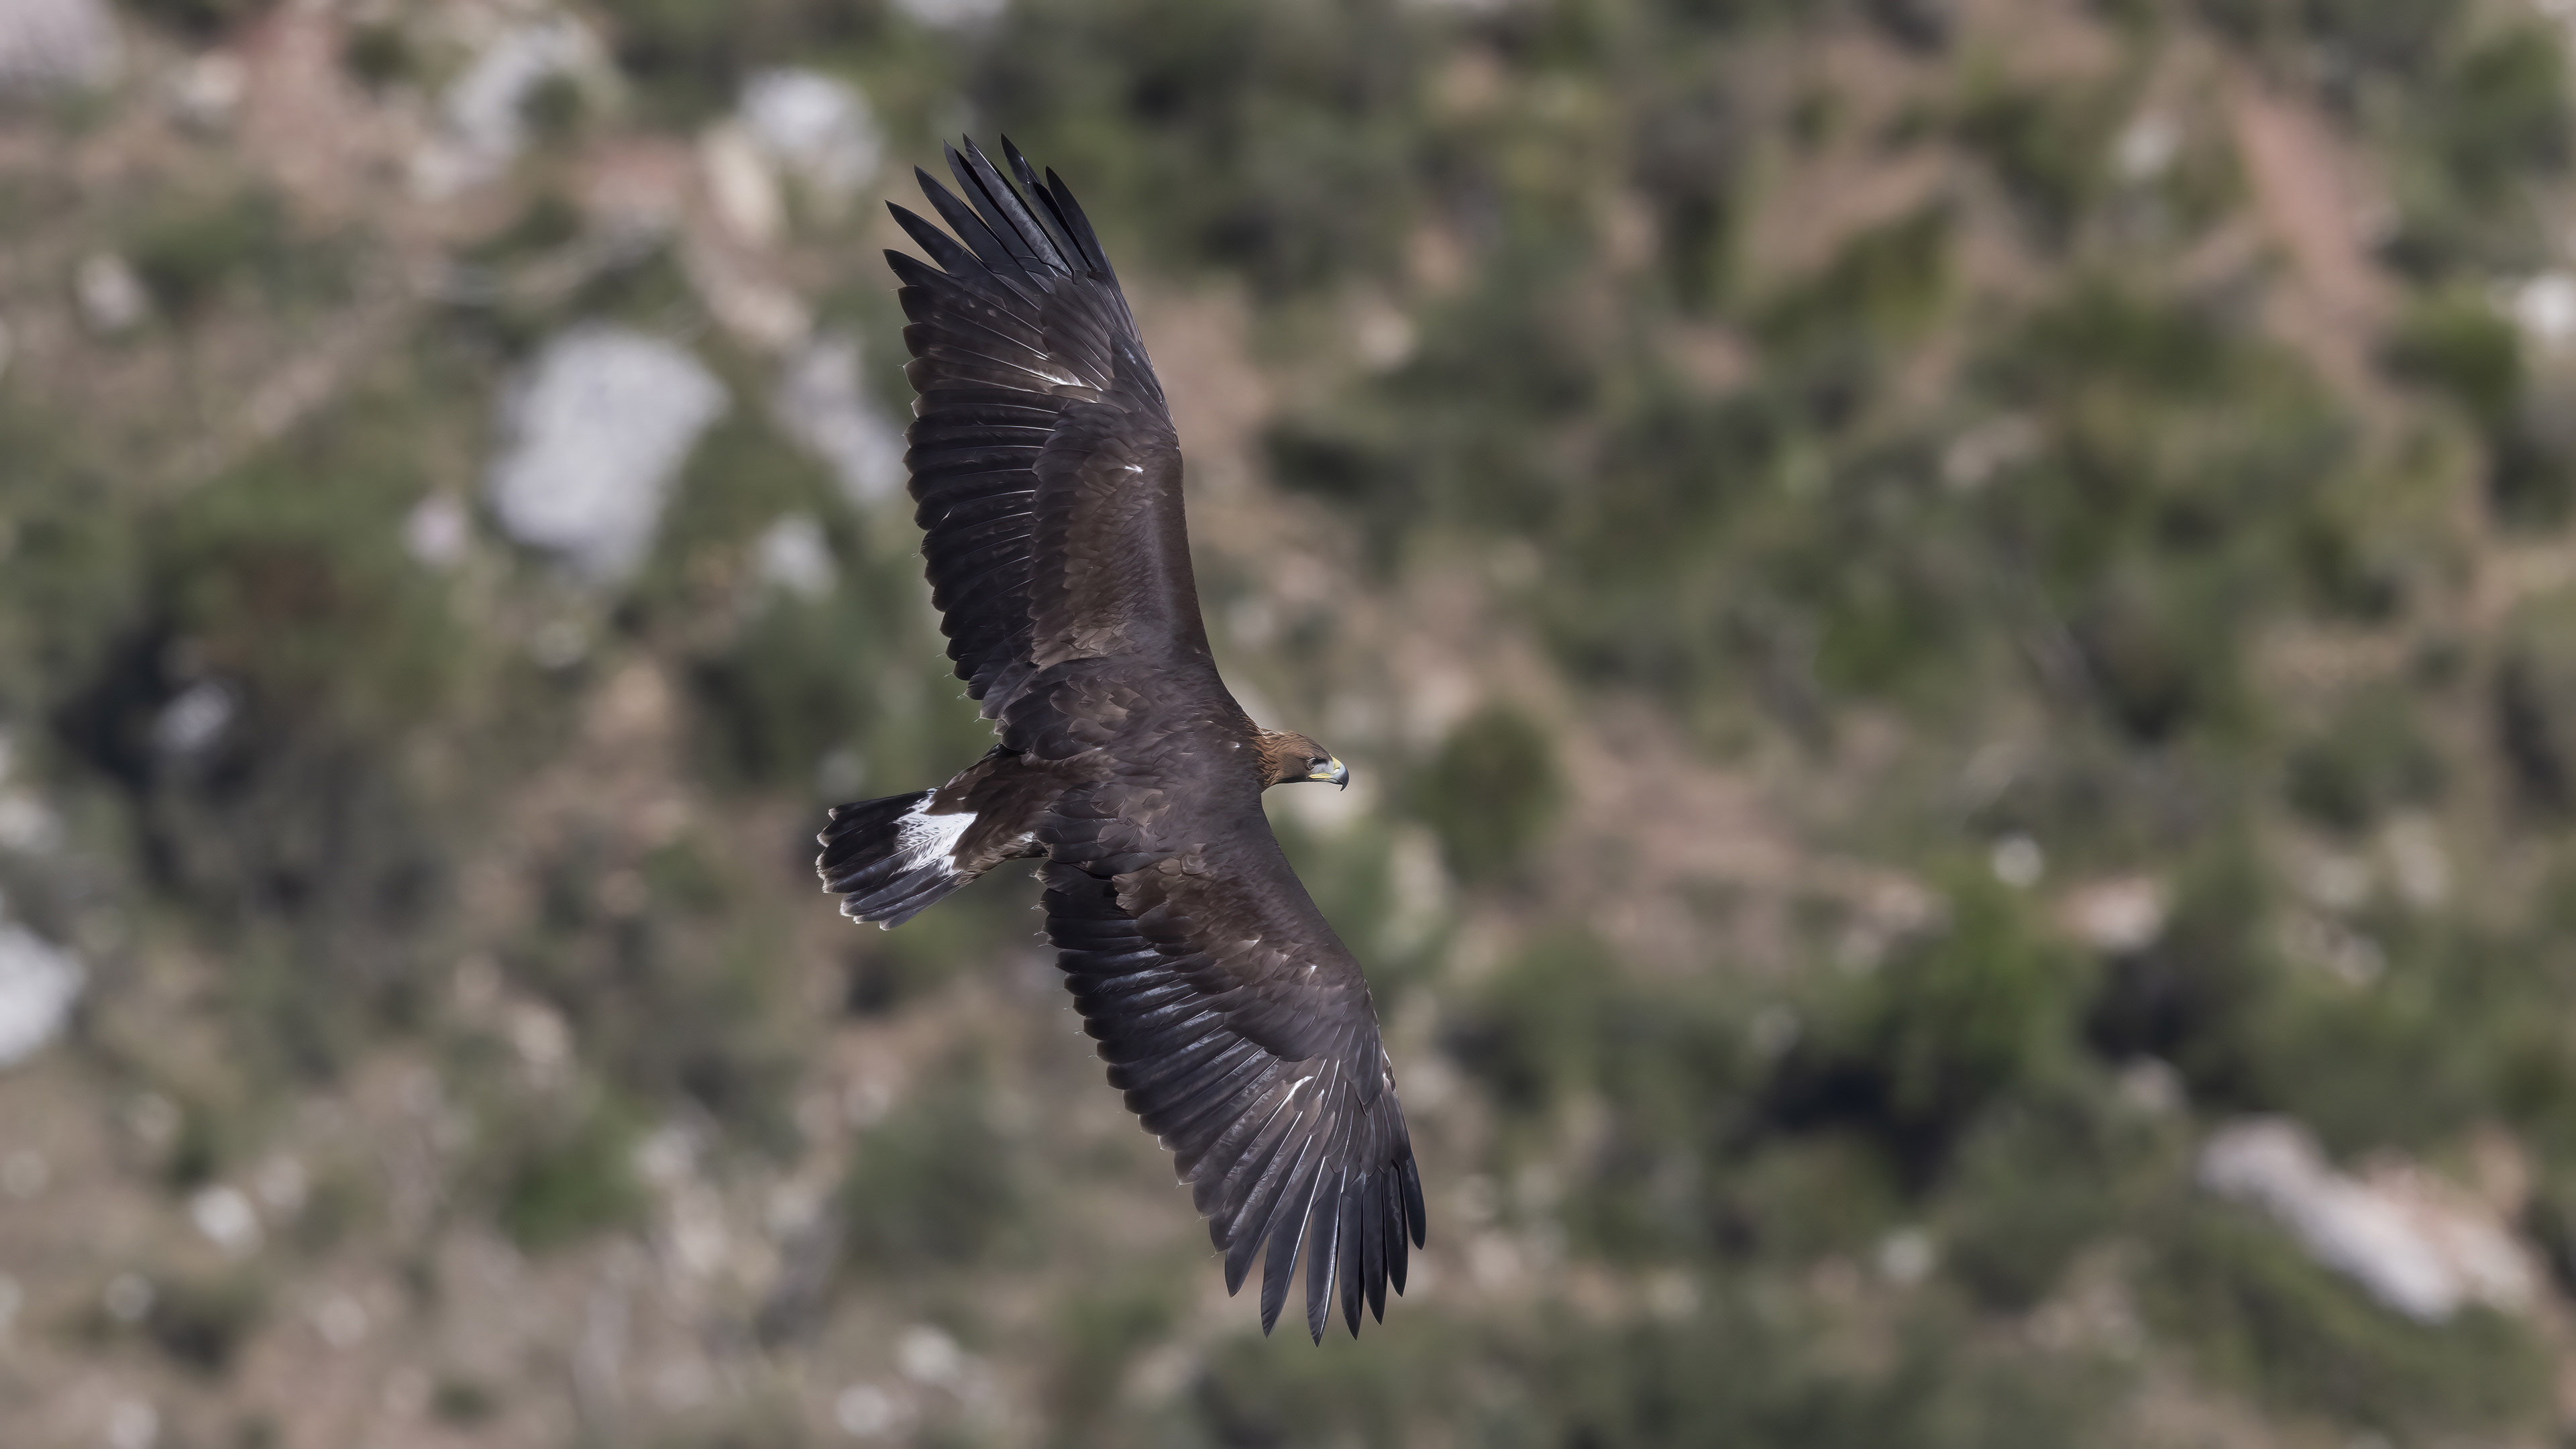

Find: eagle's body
<box><xmin>818</xmin><ymin>140</ymin><xmax>1424</xmax><ymax>1342</ymax></box>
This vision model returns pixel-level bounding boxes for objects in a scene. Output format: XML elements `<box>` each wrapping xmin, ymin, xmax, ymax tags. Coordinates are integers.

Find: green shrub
<box><xmin>1764</xmin><ymin>870</ymin><xmax>2088</xmax><ymax>1177</ymax></box>
<box><xmin>128</xmin><ymin>190</ymin><xmax>300</xmax><ymax>322</ymax></box>
<box><xmin>498</xmin><ymin>1099</ymin><xmax>644</xmax><ymax>1251</ymax></box>
<box><xmin>2282</xmin><ymin>691</ymin><xmax>2442</xmax><ymax>833</ymax></box>
<box><xmin>1933</xmin><ymin>1084</ymin><xmax>2157</xmax><ymax>1310</ymax></box>
<box><xmin>841</xmin><ymin>1064</ymin><xmax>1021</xmax><ymax>1269</ymax></box>
<box><xmin>2086</xmin><ymin>837</ymin><xmax>2279</xmax><ymax>1099</ymax></box>
<box><xmin>1754</xmin><ymin>205</ymin><xmax>1952</xmax><ymax>358</ymax></box>
<box><xmin>341</xmin><ymin>21</ymin><xmax>415</xmax><ymax>91</ymax></box>
<box><xmin>141</xmin><ymin>1272</ymin><xmax>268</xmax><ymax>1376</ymax></box>
<box><xmin>2145</xmin><ymin>1203</ymin><xmax>2550</xmax><ymax>1434</ymax></box>
<box><xmin>1413</xmin><ymin>704</ymin><xmax>1562</xmax><ymax>884</ymax></box>
<box><xmin>2382</xmin><ymin>290</ymin><xmax>2520</xmax><ymax>429</ymax></box>
<box><xmin>1046</xmin><ymin>1284</ymin><xmax>1180</xmax><ymax>1445</ymax></box>
<box><xmin>974</xmin><ymin>0</ymin><xmax>1423</xmax><ymax>298</ymax></box>
<box><xmin>2425</xmin><ymin>26</ymin><xmax>2569</xmax><ymax>205</ymax></box>
<box><xmin>1528</xmin><ymin>1299</ymin><xmax>2110</xmax><ymax>1449</ymax></box>
<box><xmin>123</xmin><ymin>0</ymin><xmax>271</xmax><ymax>40</ymax></box>
<box><xmin>594</xmin><ymin>0</ymin><xmax>881</xmax><ymax>127</ymax></box>
<box><xmin>2493</xmin><ymin>594</ymin><xmax>2576</xmax><ymax>815</ymax></box>
<box><xmin>1866</xmin><ymin>875</ymin><xmax>2086</xmax><ymax>1144</ymax></box>
<box><xmin>1953</xmin><ymin>77</ymin><xmax>2122</xmax><ymax>246</ymax></box>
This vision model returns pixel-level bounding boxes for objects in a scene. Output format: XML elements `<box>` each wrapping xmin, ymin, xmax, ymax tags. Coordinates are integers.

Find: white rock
<box><xmin>1940</xmin><ymin>415</ymin><xmax>2038</xmax><ymax>493</ymax></box>
<box><xmin>835</xmin><ymin>1383</ymin><xmax>905</xmax><ymax>1438</ymax></box>
<box><xmin>0</xmin><ymin>793</ymin><xmax>64</xmax><ymax>855</ymax></box>
<box><xmin>773</xmin><ymin>333</ymin><xmax>906</xmax><ymax>506</ymax></box>
<box><xmin>2508</xmin><ymin>272</ymin><xmax>2576</xmax><ymax>354</ymax></box>
<box><xmin>0</xmin><ymin>917</ymin><xmax>83</xmax><ymax>1067</ymax></box>
<box><xmin>189</xmin><ymin>1185</ymin><xmax>261</xmax><ymax>1256</ymax></box>
<box><xmin>1990</xmin><ymin>833</ymin><xmax>2044</xmax><ymax>889</ymax></box>
<box><xmin>254</xmin><ymin>1156</ymin><xmax>307</xmax><ymax>1217</ymax></box>
<box><xmin>2198</xmin><ymin>1117</ymin><xmax>2538</xmax><ymax>1322</ymax></box>
<box><xmin>105</xmin><ymin>1399</ymin><xmax>157</xmax><ymax>1449</ymax></box>
<box><xmin>633</xmin><ymin>1124</ymin><xmax>696</xmax><ymax>1187</ymax></box>
<box><xmin>101</xmin><ymin>1273</ymin><xmax>152</xmax><ymax>1323</ymax></box>
<box><xmin>505</xmin><ymin>1000</ymin><xmax>569</xmax><ymax>1071</ymax></box>
<box><xmin>0</xmin><ymin>0</ymin><xmax>120</xmax><ymax>95</ymax></box>
<box><xmin>2062</xmin><ymin>875</ymin><xmax>2167</xmax><ymax>953</ymax></box>
<box><xmin>403</xmin><ymin>493</ymin><xmax>471</xmax><ymax>569</ymax></box>
<box><xmin>486</xmin><ymin>327</ymin><xmax>729</xmax><ymax>582</ymax></box>
<box><xmin>896</xmin><ymin>1324</ymin><xmax>963</xmax><ymax>1386</ymax></box>
<box><xmin>313</xmin><ymin>1293</ymin><xmax>367</xmax><ymax>1348</ymax></box>
<box><xmin>169</xmin><ymin>50</ymin><xmax>245</xmax><ymax>131</ymax></box>
<box><xmin>687</xmin><ymin>250</ymin><xmax>810</xmax><ymax>351</ymax></box>
<box><xmin>739</xmin><ymin>70</ymin><xmax>880</xmax><ymax>214</ymax></box>
<box><xmin>2114</xmin><ymin>111</ymin><xmax>2179</xmax><ymax>182</ymax></box>
<box><xmin>1876</xmin><ymin>1226</ymin><xmax>1937</xmax><ymax>1285</ymax></box>
<box><xmin>2382</xmin><ymin>816</ymin><xmax>2449</xmax><ymax>909</ymax></box>
<box><xmin>1354</xmin><ymin>303</ymin><xmax>1415</xmax><ymax>371</ymax></box>
<box><xmin>756</xmin><ymin>514</ymin><xmax>837</xmax><ymax>599</ymax></box>
<box><xmin>153</xmin><ymin>680</ymin><xmax>237</xmax><ymax>758</ymax></box>
<box><xmin>700</xmin><ymin>123</ymin><xmax>784</xmax><ymax>248</ymax></box>
<box><xmin>2116</xmin><ymin>1057</ymin><xmax>2184</xmax><ymax>1115</ymax></box>
<box><xmin>2300</xmin><ymin>852</ymin><xmax>2372</xmax><ymax>912</ymax></box>
<box><xmin>75</xmin><ymin>253</ymin><xmax>148</xmax><ymax>335</ymax></box>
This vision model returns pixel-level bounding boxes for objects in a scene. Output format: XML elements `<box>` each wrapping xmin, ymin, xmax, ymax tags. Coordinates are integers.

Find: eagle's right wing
<box><xmin>887</xmin><ymin>140</ymin><xmax>1208</xmax><ymax>724</ymax></box>
<box><xmin>1042</xmin><ymin>839</ymin><xmax>1427</xmax><ymax>1343</ymax></box>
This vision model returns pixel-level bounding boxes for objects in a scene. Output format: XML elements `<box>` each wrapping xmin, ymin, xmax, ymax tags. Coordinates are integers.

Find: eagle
<box><xmin>816</xmin><ymin>140</ymin><xmax>1426</xmax><ymax>1342</ymax></box>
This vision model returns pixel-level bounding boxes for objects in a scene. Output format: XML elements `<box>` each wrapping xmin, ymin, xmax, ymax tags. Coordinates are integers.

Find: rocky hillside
<box><xmin>9</xmin><ymin>0</ymin><xmax>2576</xmax><ymax>1445</ymax></box>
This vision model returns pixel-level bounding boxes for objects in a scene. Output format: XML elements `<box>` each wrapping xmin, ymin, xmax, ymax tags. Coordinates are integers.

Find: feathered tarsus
<box><xmin>818</xmin><ymin>139</ymin><xmax>1424</xmax><ymax>1341</ymax></box>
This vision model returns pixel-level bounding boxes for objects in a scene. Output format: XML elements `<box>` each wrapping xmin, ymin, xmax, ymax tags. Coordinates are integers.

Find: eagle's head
<box><xmin>1255</xmin><ymin>729</ymin><xmax>1349</xmax><ymax>790</ymax></box>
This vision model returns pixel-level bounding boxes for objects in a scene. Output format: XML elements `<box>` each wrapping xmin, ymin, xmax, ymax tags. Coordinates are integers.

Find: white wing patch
<box><xmin>894</xmin><ymin>801</ymin><xmax>976</xmax><ymax>875</ymax></box>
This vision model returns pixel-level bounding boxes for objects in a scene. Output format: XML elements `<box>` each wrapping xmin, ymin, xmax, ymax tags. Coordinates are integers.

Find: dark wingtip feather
<box><xmin>914</xmin><ymin>168</ymin><xmax>1022</xmax><ymax>288</ymax></box>
<box><xmin>1337</xmin><ymin>1177</ymin><xmax>1367</xmax><ymax>1337</ymax></box>
<box><xmin>1042</xmin><ymin>166</ymin><xmax>1116</xmax><ymax>280</ymax></box>
<box><xmin>949</xmin><ymin>137</ymin><xmax>1062</xmax><ymax>278</ymax></box>
<box><xmin>1386</xmin><ymin>1173</ymin><xmax>1410</xmax><ymax>1297</ymax></box>
<box><xmin>1223</xmin><ymin>1223</ymin><xmax>1260</xmax><ymax>1297</ymax></box>
<box><xmin>998</xmin><ymin>135</ymin><xmax>1080</xmax><ymax>262</ymax></box>
<box><xmin>1258</xmin><ymin>1161</ymin><xmax>1317</xmax><ymax>1337</ymax></box>
<box><xmin>1303</xmin><ymin>1185</ymin><xmax>1340</xmax><ymax>1344</ymax></box>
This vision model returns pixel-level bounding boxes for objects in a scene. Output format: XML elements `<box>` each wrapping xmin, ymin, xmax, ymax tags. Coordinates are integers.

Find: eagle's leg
<box><xmin>817</xmin><ymin>749</ymin><xmax>1052</xmax><ymax>928</ymax></box>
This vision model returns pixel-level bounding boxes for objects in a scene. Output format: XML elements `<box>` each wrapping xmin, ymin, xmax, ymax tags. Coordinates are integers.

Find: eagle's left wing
<box><xmin>1042</xmin><ymin>830</ymin><xmax>1426</xmax><ymax>1343</ymax></box>
<box><xmin>887</xmin><ymin>141</ymin><xmax>1206</xmax><ymax>727</ymax></box>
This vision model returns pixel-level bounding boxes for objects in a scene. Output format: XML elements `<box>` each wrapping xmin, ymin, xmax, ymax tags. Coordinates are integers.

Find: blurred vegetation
<box><xmin>10</xmin><ymin>0</ymin><xmax>2576</xmax><ymax>1444</ymax></box>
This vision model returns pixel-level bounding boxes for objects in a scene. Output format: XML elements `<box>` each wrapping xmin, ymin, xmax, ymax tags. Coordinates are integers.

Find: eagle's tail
<box><xmin>816</xmin><ymin>790</ymin><xmax>979</xmax><ymax>928</ymax></box>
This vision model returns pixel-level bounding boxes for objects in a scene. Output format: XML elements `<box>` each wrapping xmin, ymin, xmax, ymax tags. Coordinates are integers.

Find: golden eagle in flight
<box><xmin>817</xmin><ymin>140</ymin><xmax>1426</xmax><ymax>1342</ymax></box>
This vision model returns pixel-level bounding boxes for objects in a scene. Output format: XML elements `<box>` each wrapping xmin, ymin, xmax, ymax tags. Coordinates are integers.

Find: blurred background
<box><xmin>7</xmin><ymin>0</ymin><xmax>2576</xmax><ymax>1444</ymax></box>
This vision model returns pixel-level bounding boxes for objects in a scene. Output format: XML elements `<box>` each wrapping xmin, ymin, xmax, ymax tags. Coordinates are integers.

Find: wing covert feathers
<box><xmin>1043</xmin><ymin>861</ymin><xmax>1425</xmax><ymax>1342</ymax></box>
<box><xmin>888</xmin><ymin>138</ymin><xmax>1175</xmax><ymax>721</ymax></box>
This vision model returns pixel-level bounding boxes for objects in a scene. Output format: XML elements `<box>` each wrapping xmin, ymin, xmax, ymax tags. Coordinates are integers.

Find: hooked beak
<box><xmin>1307</xmin><ymin>758</ymin><xmax>1350</xmax><ymax>790</ymax></box>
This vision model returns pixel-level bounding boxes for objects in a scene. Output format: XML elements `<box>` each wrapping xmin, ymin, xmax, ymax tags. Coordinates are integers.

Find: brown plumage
<box><xmin>815</xmin><ymin>140</ymin><xmax>1423</xmax><ymax>1342</ymax></box>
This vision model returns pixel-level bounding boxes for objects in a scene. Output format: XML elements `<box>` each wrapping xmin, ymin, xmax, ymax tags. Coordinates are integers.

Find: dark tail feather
<box><xmin>817</xmin><ymin>790</ymin><xmax>977</xmax><ymax>928</ymax></box>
